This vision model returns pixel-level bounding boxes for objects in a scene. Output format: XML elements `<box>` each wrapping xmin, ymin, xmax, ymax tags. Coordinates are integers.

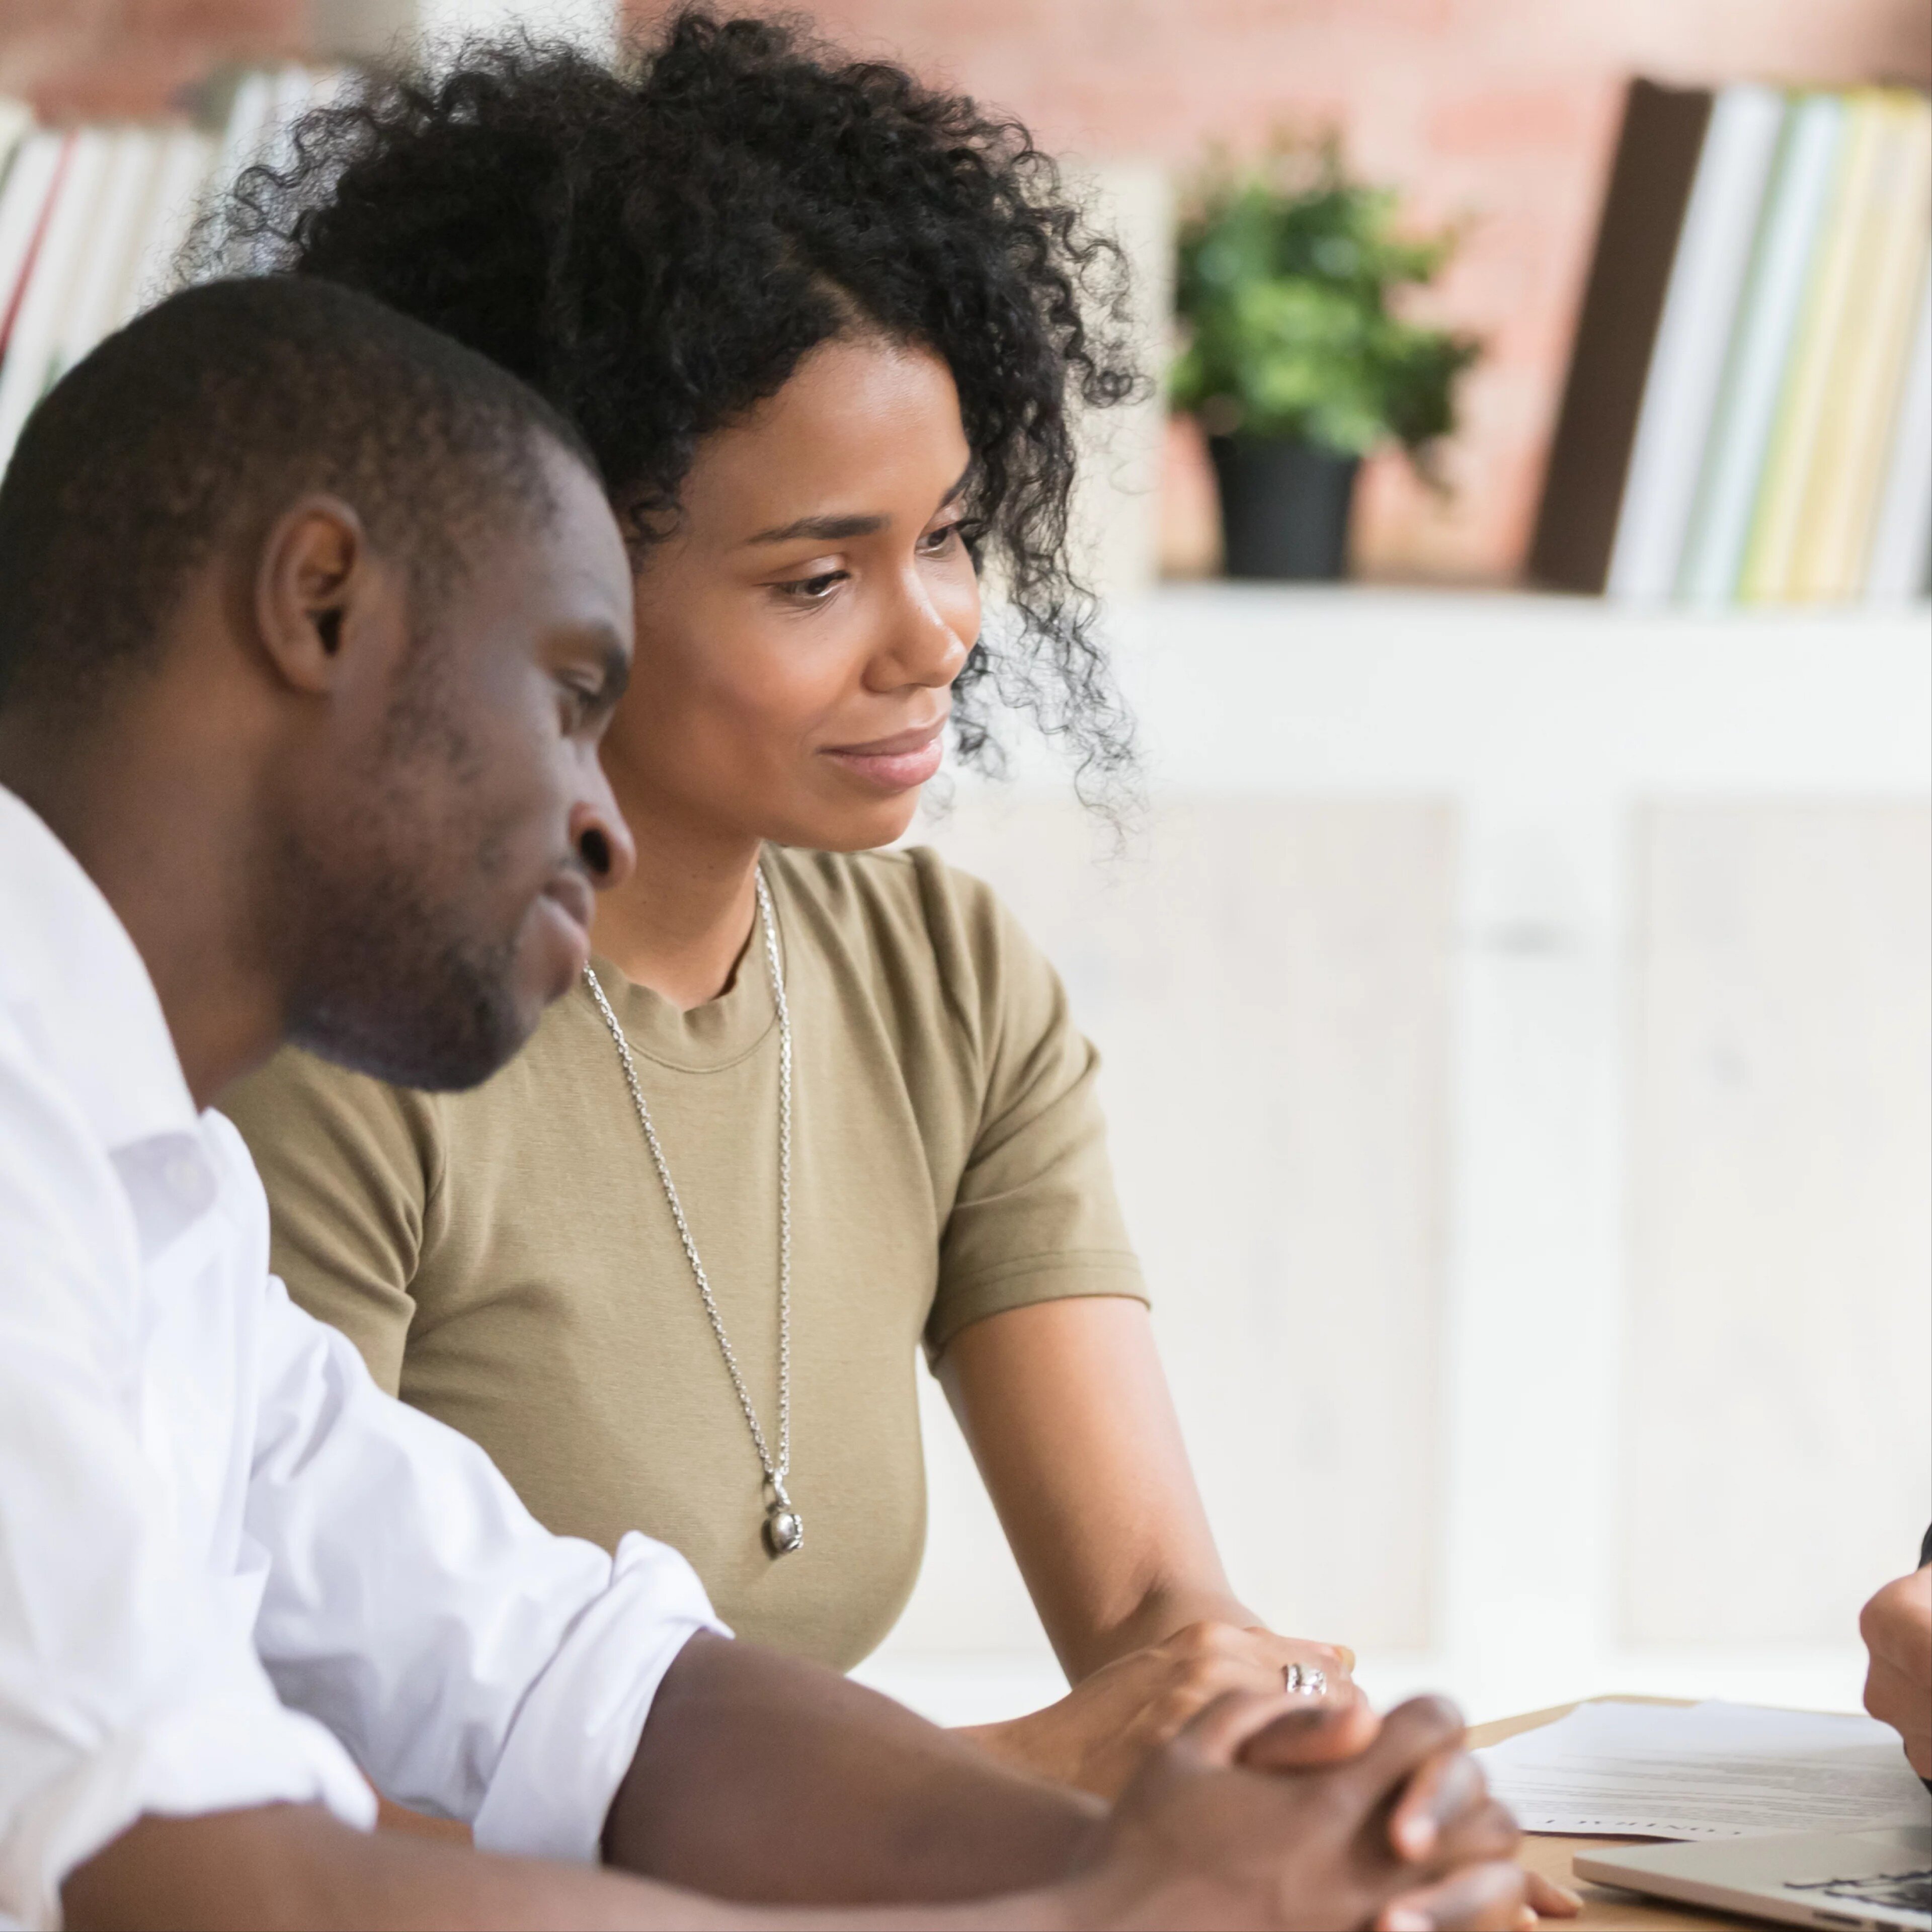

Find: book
<box><xmin>0</xmin><ymin>128</ymin><xmax>113</xmax><ymax>468</ymax></box>
<box><xmin>53</xmin><ymin>128</ymin><xmax>163</xmax><ymax>389</ymax></box>
<box><xmin>1530</xmin><ymin>79</ymin><xmax>1715</xmax><ymax>587</ymax></box>
<box><xmin>205</xmin><ymin>68</ymin><xmax>279</xmax><ymax>245</ymax></box>
<box><xmin>118</xmin><ymin>127</ymin><xmax>219</xmax><ymax>326</ymax></box>
<box><xmin>1786</xmin><ymin>91</ymin><xmax>1932</xmax><ymax>601</ymax></box>
<box><xmin>1530</xmin><ymin>79</ymin><xmax>1715</xmax><ymax>593</ymax></box>
<box><xmin>1739</xmin><ymin>93</ymin><xmax>1888</xmax><ymax>601</ymax></box>
<box><xmin>1606</xmin><ymin>85</ymin><xmax>1786</xmax><ymax>605</ymax></box>
<box><xmin>225</xmin><ymin>64</ymin><xmax>344</xmax><ymax>184</ymax></box>
<box><xmin>0</xmin><ymin>66</ymin><xmax>353</xmax><ymax>477</ymax></box>
<box><xmin>0</xmin><ymin>100</ymin><xmax>28</xmax><ymax>171</ymax></box>
<box><xmin>0</xmin><ymin>129</ymin><xmax>65</xmax><ymax>359</ymax></box>
<box><xmin>1675</xmin><ymin>94</ymin><xmax>1847</xmax><ymax>606</ymax></box>
<box><xmin>0</xmin><ymin>127</ymin><xmax>59</xmax><ymax>340</ymax></box>
<box><xmin>1863</xmin><ymin>266</ymin><xmax>1932</xmax><ymax>601</ymax></box>
<box><xmin>196</xmin><ymin>66</ymin><xmax>346</xmax><ymax>277</ymax></box>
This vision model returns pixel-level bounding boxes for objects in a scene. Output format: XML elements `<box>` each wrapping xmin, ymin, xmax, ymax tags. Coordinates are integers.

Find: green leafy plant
<box><xmin>1172</xmin><ymin>135</ymin><xmax>1480</xmax><ymax>475</ymax></box>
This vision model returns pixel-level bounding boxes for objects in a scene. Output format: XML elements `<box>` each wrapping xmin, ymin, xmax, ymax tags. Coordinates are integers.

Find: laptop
<box><xmin>1577</xmin><ymin>1824</ymin><xmax>1932</xmax><ymax>1929</ymax></box>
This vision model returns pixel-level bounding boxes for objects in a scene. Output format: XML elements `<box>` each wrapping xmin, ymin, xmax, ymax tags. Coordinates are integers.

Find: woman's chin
<box><xmin>791</xmin><ymin>788</ymin><xmax>929</xmax><ymax>855</ymax></box>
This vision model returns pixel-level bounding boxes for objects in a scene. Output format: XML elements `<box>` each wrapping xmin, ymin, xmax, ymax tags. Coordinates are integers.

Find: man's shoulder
<box><xmin>0</xmin><ymin>997</ymin><xmax>152</xmax><ymax>1368</ymax></box>
<box><xmin>0</xmin><ymin>994</ymin><xmax>122</xmax><ymax>1219</ymax></box>
<box><xmin>200</xmin><ymin>1102</ymin><xmax>275</xmax><ymax>1225</ymax></box>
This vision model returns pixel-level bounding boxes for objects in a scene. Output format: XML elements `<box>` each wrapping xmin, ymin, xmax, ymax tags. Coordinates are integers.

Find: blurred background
<box><xmin>2</xmin><ymin>0</ymin><xmax>1926</xmax><ymax>1725</ymax></box>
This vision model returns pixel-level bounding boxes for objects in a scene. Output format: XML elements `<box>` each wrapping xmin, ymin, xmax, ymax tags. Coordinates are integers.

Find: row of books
<box><xmin>1532</xmin><ymin>79</ymin><xmax>1931</xmax><ymax>607</ymax></box>
<box><xmin>0</xmin><ymin>68</ymin><xmax>346</xmax><ymax>476</ymax></box>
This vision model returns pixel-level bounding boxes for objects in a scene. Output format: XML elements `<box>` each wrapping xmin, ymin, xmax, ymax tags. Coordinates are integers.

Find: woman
<box><xmin>214</xmin><ymin>12</ymin><xmax>1345</xmax><ymax>1800</ymax></box>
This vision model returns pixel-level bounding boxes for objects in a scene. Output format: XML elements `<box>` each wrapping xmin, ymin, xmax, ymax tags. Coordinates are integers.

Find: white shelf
<box><xmin>1083</xmin><ymin>584</ymin><xmax>1932</xmax><ymax>798</ymax></box>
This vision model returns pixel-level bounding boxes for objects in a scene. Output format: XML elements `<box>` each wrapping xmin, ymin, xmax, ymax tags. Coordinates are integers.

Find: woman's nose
<box><xmin>875</xmin><ymin>570</ymin><xmax>974</xmax><ymax>690</ymax></box>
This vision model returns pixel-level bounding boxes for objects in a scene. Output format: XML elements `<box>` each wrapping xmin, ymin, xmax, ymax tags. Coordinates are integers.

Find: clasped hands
<box><xmin>974</xmin><ymin>1623</ymin><xmax>1581</xmax><ymax>1930</ymax></box>
<box><xmin>1068</xmin><ymin>1681</ymin><xmax>1566</xmax><ymax>1931</ymax></box>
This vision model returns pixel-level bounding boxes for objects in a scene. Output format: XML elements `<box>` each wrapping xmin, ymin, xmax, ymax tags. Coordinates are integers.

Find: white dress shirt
<box><xmin>0</xmin><ymin>786</ymin><xmax>725</xmax><ymax>1931</ymax></box>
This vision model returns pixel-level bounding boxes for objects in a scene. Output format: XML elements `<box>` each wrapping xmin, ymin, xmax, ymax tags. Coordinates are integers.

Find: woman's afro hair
<box><xmin>201</xmin><ymin>7</ymin><xmax>1142</xmax><ymax>792</ymax></box>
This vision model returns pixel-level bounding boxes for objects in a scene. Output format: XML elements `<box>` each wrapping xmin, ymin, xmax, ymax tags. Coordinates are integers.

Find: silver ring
<box><xmin>1284</xmin><ymin>1663</ymin><xmax>1327</xmax><ymax>1696</ymax></box>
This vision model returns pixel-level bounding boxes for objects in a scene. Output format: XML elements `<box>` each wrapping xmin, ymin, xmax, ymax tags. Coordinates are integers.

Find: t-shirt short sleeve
<box><xmin>217</xmin><ymin>1049</ymin><xmax>438</xmax><ymax>1395</ymax></box>
<box><xmin>913</xmin><ymin>852</ymin><xmax>1147</xmax><ymax>1356</ymax></box>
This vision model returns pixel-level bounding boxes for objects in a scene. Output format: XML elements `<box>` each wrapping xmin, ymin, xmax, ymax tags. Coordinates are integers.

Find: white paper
<box><xmin>1474</xmin><ymin>1700</ymin><xmax>1932</xmax><ymax>1840</ymax></box>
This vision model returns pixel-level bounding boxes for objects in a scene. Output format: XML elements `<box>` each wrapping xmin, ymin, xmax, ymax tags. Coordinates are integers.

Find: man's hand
<box><xmin>1862</xmin><ymin>1564</ymin><xmax>1932</xmax><ymax>1778</ymax></box>
<box><xmin>1066</xmin><ymin>1691</ymin><xmax>1525</xmax><ymax>1931</ymax></box>
<box><xmin>1238</xmin><ymin>1689</ymin><xmax>1579</xmax><ymax>1923</ymax></box>
<box><xmin>961</xmin><ymin>1621</ymin><xmax>1355</xmax><ymax>1798</ymax></box>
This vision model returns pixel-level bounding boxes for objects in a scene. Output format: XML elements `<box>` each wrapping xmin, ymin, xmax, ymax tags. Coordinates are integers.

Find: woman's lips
<box><xmin>821</xmin><ymin>724</ymin><xmax>946</xmax><ymax>793</ymax></box>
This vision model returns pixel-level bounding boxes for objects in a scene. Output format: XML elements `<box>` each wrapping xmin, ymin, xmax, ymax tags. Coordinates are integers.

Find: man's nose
<box><xmin>569</xmin><ymin>787</ymin><xmax>635</xmax><ymax>893</ymax></box>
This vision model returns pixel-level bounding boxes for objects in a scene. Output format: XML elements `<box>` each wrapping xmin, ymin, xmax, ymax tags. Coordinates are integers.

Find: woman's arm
<box><xmin>935</xmin><ymin>1294</ymin><xmax>1352</xmax><ymax>1796</ymax></box>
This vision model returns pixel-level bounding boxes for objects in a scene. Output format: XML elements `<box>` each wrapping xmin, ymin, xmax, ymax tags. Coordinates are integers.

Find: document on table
<box><xmin>1474</xmin><ymin>1700</ymin><xmax>1932</xmax><ymax>1840</ymax></box>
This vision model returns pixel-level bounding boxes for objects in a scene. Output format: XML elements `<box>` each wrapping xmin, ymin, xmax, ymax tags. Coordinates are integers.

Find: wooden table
<box><xmin>1474</xmin><ymin>1700</ymin><xmax>1754</xmax><ymax>1929</ymax></box>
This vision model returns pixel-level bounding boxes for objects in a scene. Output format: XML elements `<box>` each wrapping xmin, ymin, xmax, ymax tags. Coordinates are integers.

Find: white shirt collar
<box><xmin>0</xmin><ymin>782</ymin><xmax>200</xmax><ymax>1155</ymax></box>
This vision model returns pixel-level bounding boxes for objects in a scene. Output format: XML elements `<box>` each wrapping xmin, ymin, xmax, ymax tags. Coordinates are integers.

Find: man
<box><xmin>0</xmin><ymin>276</ymin><xmax>1529</xmax><ymax>1932</ymax></box>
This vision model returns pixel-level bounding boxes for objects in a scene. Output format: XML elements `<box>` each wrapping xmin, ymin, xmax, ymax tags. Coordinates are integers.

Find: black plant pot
<box><xmin>1209</xmin><ymin>435</ymin><xmax>1361</xmax><ymax>582</ymax></box>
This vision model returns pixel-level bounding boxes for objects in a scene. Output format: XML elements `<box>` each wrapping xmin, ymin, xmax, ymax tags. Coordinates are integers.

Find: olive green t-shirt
<box><xmin>219</xmin><ymin>845</ymin><xmax>1145</xmax><ymax>1670</ymax></box>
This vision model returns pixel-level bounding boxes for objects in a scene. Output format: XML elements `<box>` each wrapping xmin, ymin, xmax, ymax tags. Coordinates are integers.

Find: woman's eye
<box><xmin>777</xmin><ymin>570</ymin><xmax>847</xmax><ymax>601</ymax></box>
<box><xmin>919</xmin><ymin>523</ymin><xmax>961</xmax><ymax>554</ymax></box>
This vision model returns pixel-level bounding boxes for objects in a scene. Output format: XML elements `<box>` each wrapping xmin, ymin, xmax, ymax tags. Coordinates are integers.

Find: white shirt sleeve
<box><xmin>221</xmin><ymin>1120</ymin><xmax>726</xmax><ymax>1861</ymax></box>
<box><xmin>0</xmin><ymin>1055</ymin><xmax>375</xmax><ymax>1932</ymax></box>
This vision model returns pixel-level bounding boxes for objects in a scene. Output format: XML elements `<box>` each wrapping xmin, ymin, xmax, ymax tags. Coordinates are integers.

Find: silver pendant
<box><xmin>763</xmin><ymin>1503</ymin><xmax>804</xmax><ymax>1558</ymax></box>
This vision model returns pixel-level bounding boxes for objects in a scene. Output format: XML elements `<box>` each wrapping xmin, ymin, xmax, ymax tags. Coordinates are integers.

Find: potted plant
<box><xmin>1172</xmin><ymin>136</ymin><xmax>1479</xmax><ymax>581</ymax></box>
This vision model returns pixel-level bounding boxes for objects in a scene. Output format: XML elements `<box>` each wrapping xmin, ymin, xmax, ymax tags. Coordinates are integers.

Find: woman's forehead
<box><xmin>679</xmin><ymin>340</ymin><xmax>970</xmax><ymax>537</ymax></box>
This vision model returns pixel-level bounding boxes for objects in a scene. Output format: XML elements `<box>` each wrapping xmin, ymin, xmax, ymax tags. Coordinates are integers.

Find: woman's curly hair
<box><xmin>199</xmin><ymin>8</ymin><xmax>1141</xmax><ymax>793</ymax></box>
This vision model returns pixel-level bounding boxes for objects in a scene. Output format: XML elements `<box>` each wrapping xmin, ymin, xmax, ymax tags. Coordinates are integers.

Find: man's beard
<box><xmin>286</xmin><ymin>907</ymin><xmax>530</xmax><ymax>1092</ymax></box>
<box><xmin>272</xmin><ymin>642</ymin><xmax>560</xmax><ymax>1091</ymax></box>
<box><xmin>274</xmin><ymin>769</ymin><xmax>542</xmax><ymax>1092</ymax></box>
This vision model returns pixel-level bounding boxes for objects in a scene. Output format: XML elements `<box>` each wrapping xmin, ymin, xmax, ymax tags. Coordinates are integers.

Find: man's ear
<box><xmin>252</xmin><ymin>494</ymin><xmax>380</xmax><ymax>695</ymax></box>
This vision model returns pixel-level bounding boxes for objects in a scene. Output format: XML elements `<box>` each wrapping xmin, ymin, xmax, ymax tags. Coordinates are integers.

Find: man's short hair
<box><xmin>0</xmin><ymin>275</ymin><xmax>601</xmax><ymax>713</ymax></box>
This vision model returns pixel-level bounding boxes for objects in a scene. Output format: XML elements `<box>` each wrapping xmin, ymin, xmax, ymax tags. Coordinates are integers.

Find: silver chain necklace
<box><xmin>582</xmin><ymin>866</ymin><xmax>802</xmax><ymax>1559</ymax></box>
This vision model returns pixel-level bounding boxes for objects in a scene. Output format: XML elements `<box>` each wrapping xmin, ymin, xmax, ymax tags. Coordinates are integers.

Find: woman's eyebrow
<box><xmin>744</xmin><ymin>465</ymin><xmax>973</xmax><ymax>546</ymax></box>
<box><xmin>745</xmin><ymin>511</ymin><xmax>888</xmax><ymax>545</ymax></box>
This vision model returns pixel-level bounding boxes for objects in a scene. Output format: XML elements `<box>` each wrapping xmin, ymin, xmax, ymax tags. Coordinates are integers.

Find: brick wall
<box><xmin>633</xmin><ymin>0</ymin><xmax>1932</xmax><ymax>581</ymax></box>
<box><xmin>0</xmin><ymin>1</ymin><xmax>305</xmax><ymax>118</ymax></box>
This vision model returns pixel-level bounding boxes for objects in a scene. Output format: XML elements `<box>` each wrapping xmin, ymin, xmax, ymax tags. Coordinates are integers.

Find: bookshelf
<box><xmin>0</xmin><ymin>68</ymin><xmax>355</xmax><ymax>473</ymax></box>
<box><xmin>0</xmin><ymin>4</ymin><xmax>613</xmax><ymax>478</ymax></box>
<box><xmin>1533</xmin><ymin>78</ymin><xmax>1931</xmax><ymax>609</ymax></box>
<box><xmin>6</xmin><ymin>58</ymin><xmax>1927</xmax><ymax>601</ymax></box>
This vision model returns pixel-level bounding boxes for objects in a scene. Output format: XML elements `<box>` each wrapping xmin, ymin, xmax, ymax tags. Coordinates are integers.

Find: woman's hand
<box><xmin>959</xmin><ymin>1619</ymin><xmax>1356</xmax><ymax>1798</ymax></box>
